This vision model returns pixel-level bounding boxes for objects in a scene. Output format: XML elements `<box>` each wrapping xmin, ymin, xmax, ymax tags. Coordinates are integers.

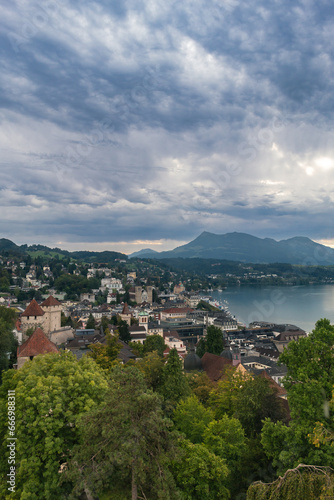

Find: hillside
<box><xmin>0</xmin><ymin>239</ymin><xmax>127</xmax><ymax>263</ymax></box>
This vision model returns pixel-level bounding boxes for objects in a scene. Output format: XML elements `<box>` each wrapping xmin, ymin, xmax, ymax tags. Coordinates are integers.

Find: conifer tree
<box><xmin>160</xmin><ymin>348</ymin><xmax>190</xmax><ymax>408</ymax></box>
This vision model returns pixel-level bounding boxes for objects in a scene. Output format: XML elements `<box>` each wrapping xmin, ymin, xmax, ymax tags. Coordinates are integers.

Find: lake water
<box><xmin>209</xmin><ymin>285</ymin><xmax>334</xmax><ymax>333</ymax></box>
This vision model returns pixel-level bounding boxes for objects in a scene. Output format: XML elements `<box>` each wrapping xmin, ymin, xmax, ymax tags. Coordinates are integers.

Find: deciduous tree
<box><xmin>0</xmin><ymin>351</ymin><xmax>108</xmax><ymax>499</ymax></box>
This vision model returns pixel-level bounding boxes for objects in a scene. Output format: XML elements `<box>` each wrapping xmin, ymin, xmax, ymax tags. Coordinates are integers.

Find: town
<box><xmin>0</xmin><ymin>250</ymin><xmax>307</xmax><ymax>382</ymax></box>
<box><xmin>0</xmin><ymin>247</ymin><xmax>333</xmax><ymax>499</ymax></box>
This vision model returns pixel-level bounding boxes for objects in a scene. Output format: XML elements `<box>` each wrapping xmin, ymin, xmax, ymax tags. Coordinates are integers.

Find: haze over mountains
<box><xmin>129</xmin><ymin>232</ymin><xmax>334</xmax><ymax>265</ymax></box>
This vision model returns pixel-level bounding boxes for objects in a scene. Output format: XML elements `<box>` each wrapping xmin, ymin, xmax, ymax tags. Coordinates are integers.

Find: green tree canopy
<box><xmin>247</xmin><ymin>464</ymin><xmax>334</xmax><ymax>500</ymax></box>
<box><xmin>160</xmin><ymin>348</ymin><xmax>191</xmax><ymax>410</ymax></box>
<box><xmin>136</xmin><ymin>351</ymin><xmax>165</xmax><ymax>391</ymax></box>
<box><xmin>143</xmin><ymin>334</ymin><xmax>166</xmax><ymax>357</ymax></box>
<box><xmin>117</xmin><ymin>319</ymin><xmax>131</xmax><ymax>343</ymax></box>
<box><xmin>171</xmin><ymin>439</ymin><xmax>230</xmax><ymax>500</ymax></box>
<box><xmin>0</xmin><ymin>351</ymin><xmax>108</xmax><ymax>499</ymax></box>
<box><xmin>173</xmin><ymin>395</ymin><xmax>214</xmax><ymax>444</ymax></box>
<box><xmin>261</xmin><ymin>318</ymin><xmax>334</xmax><ymax>474</ymax></box>
<box><xmin>68</xmin><ymin>366</ymin><xmax>181</xmax><ymax>500</ymax></box>
<box><xmin>86</xmin><ymin>313</ymin><xmax>96</xmax><ymax>330</ymax></box>
<box><xmin>0</xmin><ymin>306</ymin><xmax>17</xmax><ymax>379</ymax></box>
<box><xmin>203</xmin><ymin>415</ymin><xmax>246</xmax><ymax>466</ymax></box>
<box><xmin>196</xmin><ymin>325</ymin><xmax>224</xmax><ymax>357</ymax></box>
<box><xmin>87</xmin><ymin>333</ymin><xmax>122</xmax><ymax>371</ymax></box>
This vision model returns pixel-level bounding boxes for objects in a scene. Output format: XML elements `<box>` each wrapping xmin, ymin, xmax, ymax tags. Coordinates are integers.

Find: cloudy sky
<box><xmin>1</xmin><ymin>0</ymin><xmax>334</xmax><ymax>253</ymax></box>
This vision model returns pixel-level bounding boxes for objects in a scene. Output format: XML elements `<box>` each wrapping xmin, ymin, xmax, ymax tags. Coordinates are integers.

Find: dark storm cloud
<box><xmin>1</xmin><ymin>0</ymin><xmax>334</xmax><ymax>250</ymax></box>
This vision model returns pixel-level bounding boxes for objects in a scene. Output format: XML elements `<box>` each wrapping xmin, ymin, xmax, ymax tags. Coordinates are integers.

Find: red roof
<box><xmin>17</xmin><ymin>328</ymin><xmax>58</xmax><ymax>357</ymax></box>
<box><xmin>40</xmin><ymin>296</ymin><xmax>61</xmax><ymax>307</ymax></box>
<box><xmin>21</xmin><ymin>299</ymin><xmax>45</xmax><ymax>317</ymax></box>
<box><xmin>162</xmin><ymin>307</ymin><xmax>193</xmax><ymax>313</ymax></box>
<box><xmin>201</xmin><ymin>352</ymin><xmax>232</xmax><ymax>382</ymax></box>
<box><xmin>121</xmin><ymin>302</ymin><xmax>130</xmax><ymax>315</ymax></box>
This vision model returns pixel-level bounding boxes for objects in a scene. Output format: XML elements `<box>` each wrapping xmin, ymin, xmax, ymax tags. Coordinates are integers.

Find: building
<box><xmin>129</xmin><ymin>285</ymin><xmax>153</xmax><ymax>305</ymax></box>
<box><xmin>20</xmin><ymin>299</ymin><xmax>46</xmax><ymax>334</ymax></box>
<box><xmin>129</xmin><ymin>325</ymin><xmax>147</xmax><ymax>344</ymax></box>
<box><xmin>160</xmin><ymin>307</ymin><xmax>193</xmax><ymax>321</ymax></box>
<box><xmin>138</xmin><ymin>311</ymin><xmax>148</xmax><ymax>332</ymax></box>
<box><xmin>119</xmin><ymin>303</ymin><xmax>132</xmax><ymax>326</ymax></box>
<box><xmin>80</xmin><ymin>293</ymin><xmax>95</xmax><ymax>303</ymax></box>
<box><xmin>40</xmin><ymin>296</ymin><xmax>62</xmax><ymax>333</ymax></box>
<box><xmin>20</xmin><ymin>296</ymin><xmax>62</xmax><ymax>337</ymax></box>
<box><xmin>16</xmin><ymin>327</ymin><xmax>59</xmax><ymax>369</ymax></box>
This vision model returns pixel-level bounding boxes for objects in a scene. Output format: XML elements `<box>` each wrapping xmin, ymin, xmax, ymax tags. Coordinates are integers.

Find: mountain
<box><xmin>128</xmin><ymin>248</ymin><xmax>159</xmax><ymax>259</ymax></box>
<box><xmin>140</xmin><ymin>232</ymin><xmax>334</xmax><ymax>265</ymax></box>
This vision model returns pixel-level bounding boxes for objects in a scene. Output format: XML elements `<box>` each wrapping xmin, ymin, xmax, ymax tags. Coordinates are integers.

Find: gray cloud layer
<box><xmin>1</xmin><ymin>0</ymin><xmax>334</xmax><ymax>250</ymax></box>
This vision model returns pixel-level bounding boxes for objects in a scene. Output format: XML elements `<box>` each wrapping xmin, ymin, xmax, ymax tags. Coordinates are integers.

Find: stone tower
<box><xmin>146</xmin><ymin>286</ymin><xmax>153</xmax><ymax>304</ymax></box>
<box><xmin>120</xmin><ymin>302</ymin><xmax>131</xmax><ymax>326</ymax></box>
<box><xmin>40</xmin><ymin>296</ymin><xmax>62</xmax><ymax>334</ymax></box>
<box><xmin>135</xmin><ymin>286</ymin><xmax>142</xmax><ymax>304</ymax></box>
<box><xmin>21</xmin><ymin>299</ymin><xmax>46</xmax><ymax>335</ymax></box>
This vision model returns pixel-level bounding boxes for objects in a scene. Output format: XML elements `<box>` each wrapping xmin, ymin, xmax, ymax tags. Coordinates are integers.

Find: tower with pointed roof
<box><xmin>119</xmin><ymin>302</ymin><xmax>131</xmax><ymax>326</ymax></box>
<box><xmin>40</xmin><ymin>296</ymin><xmax>62</xmax><ymax>333</ymax></box>
<box><xmin>21</xmin><ymin>299</ymin><xmax>46</xmax><ymax>335</ymax></box>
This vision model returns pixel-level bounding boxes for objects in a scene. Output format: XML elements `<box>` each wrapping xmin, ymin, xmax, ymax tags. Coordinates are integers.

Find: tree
<box><xmin>68</xmin><ymin>366</ymin><xmax>181</xmax><ymax>500</ymax></box>
<box><xmin>173</xmin><ymin>395</ymin><xmax>214</xmax><ymax>444</ymax></box>
<box><xmin>279</xmin><ymin>318</ymin><xmax>334</xmax><ymax>427</ymax></box>
<box><xmin>171</xmin><ymin>439</ymin><xmax>230</xmax><ymax>500</ymax></box>
<box><xmin>247</xmin><ymin>464</ymin><xmax>334</xmax><ymax>500</ymax></box>
<box><xmin>196</xmin><ymin>337</ymin><xmax>207</xmax><ymax>358</ymax></box>
<box><xmin>0</xmin><ymin>306</ymin><xmax>17</xmax><ymax>379</ymax></box>
<box><xmin>86</xmin><ymin>313</ymin><xmax>96</xmax><ymax>330</ymax></box>
<box><xmin>196</xmin><ymin>326</ymin><xmax>224</xmax><ymax>357</ymax></box>
<box><xmin>261</xmin><ymin>319</ymin><xmax>334</xmax><ymax>473</ymax></box>
<box><xmin>143</xmin><ymin>334</ymin><xmax>166</xmax><ymax>357</ymax></box>
<box><xmin>203</xmin><ymin>415</ymin><xmax>246</xmax><ymax>466</ymax></box>
<box><xmin>0</xmin><ymin>351</ymin><xmax>108</xmax><ymax>499</ymax></box>
<box><xmin>186</xmin><ymin>370</ymin><xmax>215</xmax><ymax>404</ymax></box>
<box><xmin>100</xmin><ymin>315</ymin><xmax>110</xmax><ymax>334</ymax></box>
<box><xmin>129</xmin><ymin>340</ymin><xmax>145</xmax><ymax>357</ymax></box>
<box><xmin>160</xmin><ymin>348</ymin><xmax>191</xmax><ymax>409</ymax></box>
<box><xmin>87</xmin><ymin>333</ymin><xmax>122</xmax><ymax>371</ymax></box>
<box><xmin>209</xmin><ymin>366</ymin><xmax>250</xmax><ymax>419</ymax></box>
<box><xmin>136</xmin><ymin>351</ymin><xmax>165</xmax><ymax>391</ymax></box>
<box><xmin>232</xmin><ymin>376</ymin><xmax>287</xmax><ymax>437</ymax></box>
<box><xmin>117</xmin><ymin>319</ymin><xmax>131</xmax><ymax>343</ymax></box>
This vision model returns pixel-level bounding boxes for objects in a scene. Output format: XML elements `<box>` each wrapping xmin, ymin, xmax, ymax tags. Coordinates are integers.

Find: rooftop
<box><xmin>18</xmin><ymin>328</ymin><xmax>58</xmax><ymax>357</ymax></box>
<box><xmin>40</xmin><ymin>295</ymin><xmax>61</xmax><ymax>307</ymax></box>
<box><xmin>21</xmin><ymin>299</ymin><xmax>45</xmax><ymax>317</ymax></box>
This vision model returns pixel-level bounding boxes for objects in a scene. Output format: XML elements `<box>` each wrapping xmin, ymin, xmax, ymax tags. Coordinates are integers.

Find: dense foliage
<box><xmin>0</xmin><ymin>352</ymin><xmax>108</xmax><ymax>499</ymax></box>
<box><xmin>0</xmin><ymin>316</ymin><xmax>333</xmax><ymax>499</ymax></box>
<box><xmin>0</xmin><ymin>306</ymin><xmax>17</xmax><ymax>379</ymax></box>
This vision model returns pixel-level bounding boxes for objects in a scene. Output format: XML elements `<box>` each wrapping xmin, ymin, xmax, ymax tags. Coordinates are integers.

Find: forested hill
<box><xmin>0</xmin><ymin>239</ymin><xmax>127</xmax><ymax>263</ymax></box>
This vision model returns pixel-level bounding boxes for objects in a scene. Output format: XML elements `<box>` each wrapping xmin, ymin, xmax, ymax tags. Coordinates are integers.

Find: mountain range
<box><xmin>129</xmin><ymin>232</ymin><xmax>334</xmax><ymax>265</ymax></box>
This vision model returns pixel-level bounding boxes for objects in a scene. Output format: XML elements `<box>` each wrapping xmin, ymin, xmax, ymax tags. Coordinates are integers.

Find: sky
<box><xmin>1</xmin><ymin>0</ymin><xmax>334</xmax><ymax>254</ymax></box>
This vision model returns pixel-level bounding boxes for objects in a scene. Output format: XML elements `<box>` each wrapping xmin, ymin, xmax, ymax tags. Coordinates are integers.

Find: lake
<box><xmin>209</xmin><ymin>285</ymin><xmax>334</xmax><ymax>333</ymax></box>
